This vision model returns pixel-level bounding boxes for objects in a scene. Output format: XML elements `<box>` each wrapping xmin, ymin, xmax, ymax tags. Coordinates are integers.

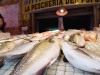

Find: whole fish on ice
<box><xmin>62</xmin><ymin>41</ymin><xmax>100</xmax><ymax>73</ymax></box>
<box><xmin>0</xmin><ymin>34</ymin><xmax>28</xmax><ymax>43</ymax></box>
<box><xmin>0</xmin><ymin>39</ymin><xmax>29</xmax><ymax>53</ymax></box>
<box><xmin>10</xmin><ymin>38</ymin><xmax>60</xmax><ymax>75</ymax></box>
<box><xmin>64</xmin><ymin>30</ymin><xmax>81</xmax><ymax>41</ymax></box>
<box><xmin>0</xmin><ymin>41</ymin><xmax>39</xmax><ymax>57</ymax></box>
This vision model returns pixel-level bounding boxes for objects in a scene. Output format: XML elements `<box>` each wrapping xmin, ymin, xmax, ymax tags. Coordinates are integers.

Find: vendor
<box><xmin>0</xmin><ymin>14</ymin><xmax>6</xmax><ymax>32</ymax></box>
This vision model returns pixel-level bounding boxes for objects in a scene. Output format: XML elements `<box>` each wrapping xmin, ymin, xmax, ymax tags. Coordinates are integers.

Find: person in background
<box><xmin>0</xmin><ymin>14</ymin><xmax>6</xmax><ymax>32</ymax></box>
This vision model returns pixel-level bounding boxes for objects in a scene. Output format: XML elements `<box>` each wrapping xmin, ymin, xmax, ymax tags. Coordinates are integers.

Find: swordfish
<box><xmin>10</xmin><ymin>38</ymin><xmax>60</xmax><ymax>75</ymax></box>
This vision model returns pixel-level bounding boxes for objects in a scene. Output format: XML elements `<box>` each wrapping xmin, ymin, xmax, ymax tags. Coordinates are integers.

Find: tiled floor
<box><xmin>45</xmin><ymin>60</ymin><xmax>100</xmax><ymax>75</ymax></box>
<box><xmin>0</xmin><ymin>58</ymin><xmax>99</xmax><ymax>75</ymax></box>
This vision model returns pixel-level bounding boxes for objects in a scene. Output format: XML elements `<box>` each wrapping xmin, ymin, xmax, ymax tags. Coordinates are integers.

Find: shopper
<box><xmin>0</xmin><ymin>14</ymin><xmax>6</xmax><ymax>32</ymax></box>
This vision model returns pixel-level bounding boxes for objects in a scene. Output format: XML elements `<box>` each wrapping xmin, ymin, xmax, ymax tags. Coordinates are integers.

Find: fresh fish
<box><xmin>0</xmin><ymin>41</ymin><xmax>16</xmax><ymax>53</ymax></box>
<box><xmin>0</xmin><ymin>39</ymin><xmax>29</xmax><ymax>53</ymax></box>
<box><xmin>81</xmin><ymin>31</ymin><xmax>97</xmax><ymax>42</ymax></box>
<box><xmin>0</xmin><ymin>41</ymin><xmax>39</xmax><ymax>56</ymax></box>
<box><xmin>55</xmin><ymin>31</ymin><xmax>66</xmax><ymax>39</ymax></box>
<box><xmin>69</xmin><ymin>34</ymin><xmax>85</xmax><ymax>47</ymax></box>
<box><xmin>85</xmin><ymin>41</ymin><xmax>100</xmax><ymax>51</ymax></box>
<box><xmin>0</xmin><ymin>34</ymin><xmax>30</xmax><ymax>43</ymax></box>
<box><xmin>64</xmin><ymin>30</ymin><xmax>81</xmax><ymax>41</ymax></box>
<box><xmin>30</xmin><ymin>30</ymin><xmax>59</xmax><ymax>41</ymax></box>
<box><xmin>10</xmin><ymin>38</ymin><xmax>60</xmax><ymax>75</ymax></box>
<box><xmin>0</xmin><ymin>38</ymin><xmax>13</xmax><ymax>43</ymax></box>
<box><xmin>30</xmin><ymin>32</ymin><xmax>55</xmax><ymax>41</ymax></box>
<box><xmin>0</xmin><ymin>36</ymin><xmax>21</xmax><ymax>43</ymax></box>
<box><xmin>13</xmin><ymin>39</ymin><xmax>29</xmax><ymax>46</ymax></box>
<box><xmin>30</xmin><ymin>36</ymin><xmax>43</xmax><ymax>41</ymax></box>
<box><xmin>62</xmin><ymin>41</ymin><xmax>100</xmax><ymax>73</ymax></box>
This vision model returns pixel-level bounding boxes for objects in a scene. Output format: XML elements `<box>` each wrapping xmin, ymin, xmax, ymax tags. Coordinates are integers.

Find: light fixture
<box><xmin>56</xmin><ymin>1</ymin><xmax>68</xmax><ymax>16</ymax></box>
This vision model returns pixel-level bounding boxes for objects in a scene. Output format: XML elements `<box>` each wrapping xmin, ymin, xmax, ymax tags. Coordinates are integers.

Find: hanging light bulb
<box><xmin>56</xmin><ymin>7</ymin><xmax>68</xmax><ymax>16</ymax></box>
<box><xmin>56</xmin><ymin>0</ymin><xmax>68</xmax><ymax>16</ymax></box>
<box><xmin>60</xmin><ymin>9</ymin><xmax>64</xmax><ymax>13</ymax></box>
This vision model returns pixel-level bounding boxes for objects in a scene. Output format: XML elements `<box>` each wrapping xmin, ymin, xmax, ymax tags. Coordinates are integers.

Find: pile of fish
<box><xmin>62</xmin><ymin>29</ymin><xmax>100</xmax><ymax>73</ymax></box>
<box><xmin>0</xmin><ymin>29</ymin><xmax>100</xmax><ymax>74</ymax></box>
<box><xmin>0</xmin><ymin>30</ymin><xmax>61</xmax><ymax>75</ymax></box>
<box><xmin>0</xmin><ymin>32</ymin><xmax>50</xmax><ymax>58</ymax></box>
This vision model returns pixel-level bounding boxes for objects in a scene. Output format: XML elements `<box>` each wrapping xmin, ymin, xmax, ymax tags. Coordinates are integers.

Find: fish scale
<box><xmin>10</xmin><ymin>42</ymin><xmax>39</xmax><ymax>72</ymax></box>
<box><xmin>10</xmin><ymin>45</ymin><xmax>38</xmax><ymax>75</ymax></box>
<box><xmin>85</xmin><ymin>42</ymin><xmax>100</xmax><ymax>51</ymax></box>
<box><xmin>87</xmin><ymin>42</ymin><xmax>93</xmax><ymax>50</ymax></box>
<box><xmin>11</xmin><ymin>44</ymin><xmax>39</xmax><ymax>74</ymax></box>
<box><xmin>11</xmin><ymin>42</ymin><xmax>45</xmax><ymax>74</ymax></box>
<box><xmin>67</xmin><ymin>41</ymin><xmax>100</xmax><ymax>60</ymax></box>
<box><xmin>90</xmin><ymin>42</ymin><xmax>98</xmax><ymax>51</ymax></box>
<box><xmin>79</xmin><ymin>48</ymin><xmax>100</xmax><ymax>60</ymax></box>
<box><xmin>10</xmin><ymin>38</ymin><xmax>59</xmax><ymax>75</ymax></box>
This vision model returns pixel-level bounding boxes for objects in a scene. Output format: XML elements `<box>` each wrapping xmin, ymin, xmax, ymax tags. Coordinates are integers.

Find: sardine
<box><xmin>62</xmin><ymin>41</ymin><xmax>100</xmax><ymax>73</ymax></box>
<box><xmin>10</xmin><ymin>38</ymin><xmax>60</xmax><ymax>75</ymax></box>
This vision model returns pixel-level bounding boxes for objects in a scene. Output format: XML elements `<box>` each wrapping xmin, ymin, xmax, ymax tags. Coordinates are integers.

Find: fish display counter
<box><xmin>0</xmin><ymin>29</ymin><xmax>100</xmax><ymax>75</ymax></box>
<box><xmin>0</xmin><ymin>58</ymin><xmax>99</xmax><ymax>75</ymax></box>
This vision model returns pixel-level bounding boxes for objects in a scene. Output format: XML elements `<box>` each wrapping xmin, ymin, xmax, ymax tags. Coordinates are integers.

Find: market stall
<box><xmin>20</xmin><ymin>0</ymin><xmax>100</xmax><ymax>33</ymax></box>
<box><xmin>0</xmin><ymin>0</ymin><xmax>100</xmax><ymax>75</ymax></box>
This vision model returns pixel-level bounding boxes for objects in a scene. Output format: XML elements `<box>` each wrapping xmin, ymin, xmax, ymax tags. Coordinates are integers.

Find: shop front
<box><xmin>0</xmin><ymin>0</ymin><xmax>100</xmax><ymax>75</ymax></box>
<box><xmin>35</xmin><ymin>5</ymin><xmax>93</xmax><ymax>32</ymax></box>
<box><xmin>21</xmin><ymin>0</ymin><xmax>100</xmax><ymax>33</ymax></box>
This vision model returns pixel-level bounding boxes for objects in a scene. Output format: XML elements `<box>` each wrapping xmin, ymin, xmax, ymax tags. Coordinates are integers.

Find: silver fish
<box><xmin>0</xmin><ymin>41</ymin><xmax>39</xmax><ymax>57</ymax></box>
<box><xmin>64</xmin><ymin>30</ymin><xmax>81</xmax><ymax>41</ymax></box>
<box><xmin>0</xmin><ymin>39</ymin><xmax>29</xmax><ymax>54</ymax></box>
<box><xmin>0</xmin><ymin>41</ymin><xmax>16</xmax><ymax>53</ymax></box>
<box><xmin>0</xmin><ymin>34</ymin><xmax>30</xmax><ymax>43</ymax></box>
<box><xmin>69</xmin><ymin>33</ymin><xmax>85</xmax><ymax>47</ymax></box>
<box><xmin>62</xmin><ymin>41</ymin><xmax>100</xmax><ymax>73</ymax></box>
<box><xmin>85</xmin><ymin>41</ymin><xmax>100</xmax><ymax>51</ymax></box>
<box><xmin>10</xmin><ymin>38</ymin><xmax>60</xmax><ymax>75</ymax></box>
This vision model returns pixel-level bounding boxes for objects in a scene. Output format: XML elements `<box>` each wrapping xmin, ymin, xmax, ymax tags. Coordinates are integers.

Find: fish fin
<box><xmin>48</xmin><ymin>58</ymin><xmax>57</xmax><ymax>67</ymax></box>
